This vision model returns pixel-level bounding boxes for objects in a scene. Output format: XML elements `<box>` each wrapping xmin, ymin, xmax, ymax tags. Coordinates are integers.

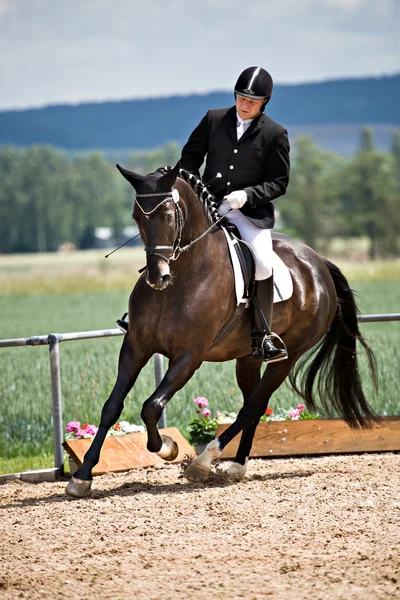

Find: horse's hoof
<box><xmin>183</xmin><ymin>460</ymin><xmax>210</xmax><ymax>483</ymax></box>
<box><xmin>226</xmin><ymin>460</ymin><xmax>248</xmax><ymax>482</ymax></box>
<box><xmin>65</xmin><ymin>476</ymin><xmax>92</xmax><ymax>498</ymax></box>
<box><xmin>157</xmin><ymin>435</ymin><xmax>179</xmax><ymax>461</ymax></box>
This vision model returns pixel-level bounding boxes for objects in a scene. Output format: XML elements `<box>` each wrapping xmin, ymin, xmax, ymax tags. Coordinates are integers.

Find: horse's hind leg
<box><xmin>183</xmin><ymin>356</ymin><xmax>262</xmax><ymax>483</ymax></box>
<box><xmin>184</xmin><ymin>352</ymin><xmax>300</xmax><ymax>482</ymax></box>
<box><xmin>141</xmin><ymin>353</ymin><xmax>201</xmax><ymax>458</ymax></box>
<box><xmin>226</xmin><ymin>357</ymin><xmax>262</xmax><ymax>480</ymax></box>
<box><xmin>218</xmin><ymin>354</ymin><xmax>301</xmax><ymax>460</ymax></box>
<box><xmin>65</xmin><ymin>335</ymin><xmax>149</xmax><ymax>498</ymax></box>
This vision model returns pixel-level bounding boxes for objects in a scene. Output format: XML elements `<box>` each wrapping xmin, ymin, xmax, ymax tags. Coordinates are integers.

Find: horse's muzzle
<box><xmin>145</xmin><ymin>261</ymin><xmax>171</xmax><ymax>290</ymax></box>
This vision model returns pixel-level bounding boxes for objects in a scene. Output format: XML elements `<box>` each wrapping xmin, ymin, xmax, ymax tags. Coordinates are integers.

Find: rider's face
<box><xmin>235</xmin><ymin>94</ymin><xmax>265</xmax><ymax>120</ymax></box>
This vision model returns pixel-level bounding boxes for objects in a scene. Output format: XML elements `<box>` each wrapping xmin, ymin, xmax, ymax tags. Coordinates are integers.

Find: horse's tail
<box><xmin>289</xmin><ymin>259</ymin><xmax>379</xmax><ymax>429</ymax></box>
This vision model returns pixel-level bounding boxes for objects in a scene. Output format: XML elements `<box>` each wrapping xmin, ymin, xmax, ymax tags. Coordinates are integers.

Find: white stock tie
<box><xmin>236</xmin><ymin>117</ymin><xmax>253</xmax><ymax>140</ymax></box>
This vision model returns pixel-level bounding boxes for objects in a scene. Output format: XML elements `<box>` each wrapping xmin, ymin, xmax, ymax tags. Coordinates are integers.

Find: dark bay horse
<box><xmin>66</xmin><ymin>163</ymin><xmax>378</xmax><ymax>497</ymax></box>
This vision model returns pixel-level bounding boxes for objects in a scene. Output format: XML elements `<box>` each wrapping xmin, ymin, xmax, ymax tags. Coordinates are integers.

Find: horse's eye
<box><xmin>165</xmin><ymin>212</ymin><xmax>174</xmax><ymax>225</ymax></box>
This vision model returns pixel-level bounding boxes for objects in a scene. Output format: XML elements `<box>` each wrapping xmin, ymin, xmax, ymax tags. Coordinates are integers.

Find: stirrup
<box><xmin>269</xmin><ymin>332</ymin><xmax>287</xmax><ymax>348</ymax></box>
<box><xmin>116</xmin><ymin>312</ymin><xmax>128</xmax><ymax>333</ymax></box>
<box><xmin>263</xmin><ymin>332</ymin><xmax>288</xmax><ymax>363</ymax></box>
<box><xmin>251</xmin><ymin>332</ymin><xmax>288</xmax><ymax>363</ymax></box>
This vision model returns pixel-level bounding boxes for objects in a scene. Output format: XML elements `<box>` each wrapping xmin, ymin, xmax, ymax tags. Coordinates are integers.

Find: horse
<box><xmin>65</xmin><ymin>162</ymin><xmax>378</xmax><ymax>497</ymax></box>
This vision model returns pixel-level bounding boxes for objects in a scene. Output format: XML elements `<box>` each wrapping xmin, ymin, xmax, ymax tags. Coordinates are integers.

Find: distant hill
<box><xmin>0</xmin><ymin>74</ymin><xmax>399</xmax><ymax>154</ymax></box>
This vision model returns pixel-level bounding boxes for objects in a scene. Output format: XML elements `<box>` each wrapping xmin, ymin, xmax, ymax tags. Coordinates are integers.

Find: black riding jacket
<box><xmin>180</xmin><ymin>106</ymin><xmax>290</xmax><ymax>229</ymax></box>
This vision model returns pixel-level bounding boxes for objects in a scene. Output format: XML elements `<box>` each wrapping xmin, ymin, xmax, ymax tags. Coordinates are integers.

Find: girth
<box><xmin>210</xmin><ymin>227</ymin><xmax>256</xmax><ymax>349</ymax></box>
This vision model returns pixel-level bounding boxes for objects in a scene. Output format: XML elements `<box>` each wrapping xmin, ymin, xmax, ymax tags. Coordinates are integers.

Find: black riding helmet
<box><xmin>234</xmin><ymin>66</ymin><xmax>273</xmax><ymax>110</ymax></box>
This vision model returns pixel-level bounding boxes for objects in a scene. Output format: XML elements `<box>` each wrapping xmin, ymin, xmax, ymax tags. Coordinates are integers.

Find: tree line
<box><xmin>0</xmin><ymin>129</ymin><xmax>399</xmax><ymax>258</ymax></box>
<box><xmin>1</xmin><ymin>75</ymin><xmax>398</xmax><ymax>150</ymax></box>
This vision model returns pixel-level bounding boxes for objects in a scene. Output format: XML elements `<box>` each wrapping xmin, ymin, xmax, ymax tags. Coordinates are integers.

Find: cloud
<box><xmin>0</xmin><ymin>0</ymin><xmax>398</xmax><ymax>109</ymax></box>
<box><xmin>0</xmin><ymin>0</ymin><xmax>9</xmax><ymax>16</ymax></box>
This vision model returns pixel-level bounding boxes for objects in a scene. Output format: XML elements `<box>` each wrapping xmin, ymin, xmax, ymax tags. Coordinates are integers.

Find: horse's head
<box><xmin>116</xmin><ymin>162</ymin><xmax>182</xmax><ymax>290</ymax></box>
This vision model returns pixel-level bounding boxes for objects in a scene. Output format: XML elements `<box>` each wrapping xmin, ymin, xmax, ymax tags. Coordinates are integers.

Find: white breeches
<box><xmin>218</xmin><ymin>204</ymin><xmax>273</xmax><ymax>280</ymax></box>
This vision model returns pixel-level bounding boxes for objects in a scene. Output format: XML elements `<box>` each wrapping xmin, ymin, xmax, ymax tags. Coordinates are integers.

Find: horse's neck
<box><xmin>176</xmin><ymin>181</ymin><xmax>227</xmax><ymax>271</ymax></box>
<box><xmin>184</xmin><ymin>208</ymin><xmax>212</xmax><ymax>243</ymax></box>
<box><xmin>176</xmin><ymin>213</ymin><xmax>226</xmax><ymax>281</ymax></box>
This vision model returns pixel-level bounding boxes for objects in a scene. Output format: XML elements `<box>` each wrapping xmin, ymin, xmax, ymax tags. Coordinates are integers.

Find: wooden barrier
<box><xmin>63</xmin><ymin>427</ymin><xmax>194</xmax><ymax>475</ymax></box>
<box><xmin>63</xmin><ymin>419</ymin><xmax>400</xmax><ymax>475</ymax></box>
<box><xmin>216</xmin><ymin>416</ymin><xmax>400</xmax><ymax>459</ymax></box>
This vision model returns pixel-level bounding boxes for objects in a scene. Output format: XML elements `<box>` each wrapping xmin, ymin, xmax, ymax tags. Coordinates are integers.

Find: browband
<box><xmin>135</xmin><ymin>188</ymin><xmax>180</xmax><ymax>215</ymax></box>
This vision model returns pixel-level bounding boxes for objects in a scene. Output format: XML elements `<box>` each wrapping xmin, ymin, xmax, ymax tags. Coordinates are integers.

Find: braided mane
<box><xmin>178</xmin><ymin>169</ymin><xmax>221</xmax><ymax>225</ymax></box>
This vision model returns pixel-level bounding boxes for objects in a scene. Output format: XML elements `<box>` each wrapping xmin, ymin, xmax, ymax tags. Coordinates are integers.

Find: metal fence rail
<box><xmin>0</xmin><ymin>313</ymin><xmax>399</xmax><ymax>475</ymax></box>
<box><xmin>0</xmin><ymin>328</ymin><xmax>165</xmax><ymax>475</ymax></box>
<box><xmin>357</xmin><ymin>313</ymin><xmax>400</xmax><ymax>322</ymax></box>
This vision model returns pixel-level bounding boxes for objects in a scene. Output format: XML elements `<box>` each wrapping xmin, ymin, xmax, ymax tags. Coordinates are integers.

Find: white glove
<box><xmin>223</xmin><ymin>190</ymin><xmax>248</xmax><ymax>210</ymax></box>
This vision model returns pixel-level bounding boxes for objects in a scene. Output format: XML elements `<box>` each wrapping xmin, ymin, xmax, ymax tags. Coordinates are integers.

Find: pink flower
<box><xmin>297</xmin><ymin>404</ymin><xmax>306</xmax><ymax>412</ymax></box>
<box><xmin>75</xmin><ymin>428</ymin><xmax>87</xmax><ymax>438</ymax></box>
<box><xmin>201</xmin><ymin>408</ymin><xmax>211</xmax><ymax>418</ymax></box>
<box><xmin>194</xmin><ymin>397</ymin><xmax>209</xmax><ymax>408</ymax></box>
<box><xmin>289</xmin><ymin>410</ymin><xmax>300</xmax><ymax>420</ymax></box>
<box><xmin>66</xmin><ymin>421</ymin><xmax>81</xmax><ymax>432</ymax></box>
<box><xmin>84</xmin><ymin>424</ymin><xmax>98</xmax><ymax>436</ymax></box>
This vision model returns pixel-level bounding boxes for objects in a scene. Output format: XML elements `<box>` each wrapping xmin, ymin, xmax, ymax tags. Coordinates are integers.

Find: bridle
<box><xmin>135</xmin><ymin>188</ymin><xmax>184</xmax><ymax>264</ymax></box>
<box><xmin>135</xmin><ymin>187</ymin><xmax>229</xmax><ymax>265</ymax></box>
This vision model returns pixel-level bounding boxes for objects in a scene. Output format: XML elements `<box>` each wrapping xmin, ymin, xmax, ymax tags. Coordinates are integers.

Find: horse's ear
<box><xmin>158</xmin><ymin>161</ymin><xmax>181</xmax><ymax>189</ymax></box>
<box><xmin>116</xmin><ymin>164</ymin><xmax>145</xmax><ymax>189</ymax></box>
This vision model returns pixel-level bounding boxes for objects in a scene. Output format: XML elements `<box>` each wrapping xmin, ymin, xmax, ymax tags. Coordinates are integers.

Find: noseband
<box><xmin>135</xmin><ymin>188</ymin><xmax>183</xmax><ymax>264</ymax></box>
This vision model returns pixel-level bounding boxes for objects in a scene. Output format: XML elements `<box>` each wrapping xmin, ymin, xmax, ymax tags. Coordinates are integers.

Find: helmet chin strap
<box><xmin>261</xmin><ymin>97</ymin><xmax>271</xmax><ymax>112</ymax></box>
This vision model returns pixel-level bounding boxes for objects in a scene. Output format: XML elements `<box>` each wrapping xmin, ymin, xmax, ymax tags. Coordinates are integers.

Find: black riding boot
<box><xmin>250</xmin><ymin>276</ymin><xmax>288</xmax><ymax>363</ymax></box>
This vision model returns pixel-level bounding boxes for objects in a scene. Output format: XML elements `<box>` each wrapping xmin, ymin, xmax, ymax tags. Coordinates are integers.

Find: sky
<box><xmin>0</xmin><ymin>0</ymin><xmax>399</xmax><ymax>110</ymax></box>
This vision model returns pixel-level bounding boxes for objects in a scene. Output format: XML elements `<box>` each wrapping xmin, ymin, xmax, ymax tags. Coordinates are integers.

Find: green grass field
<box><xmin>0</xmin><ymin>249</ymin><xmax>399</xmax><ymax>473</ymax></box>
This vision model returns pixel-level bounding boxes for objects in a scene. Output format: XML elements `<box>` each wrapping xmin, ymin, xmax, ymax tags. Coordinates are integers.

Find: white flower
<box><xmin>216</xmin><ymin>411</ymin><xmax>237</xmax><ymax>424</ymax></box>
<box><xmin>119</xmin><ymin>421</ymin><xmax>145</xmax><ymax>433</ymax></box>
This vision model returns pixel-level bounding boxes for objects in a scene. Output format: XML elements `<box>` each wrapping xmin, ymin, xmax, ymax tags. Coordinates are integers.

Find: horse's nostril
<box><xmin>162</xmin><ymin>274</ymin><xmax>171</xmax><ymax>285</ymax></box>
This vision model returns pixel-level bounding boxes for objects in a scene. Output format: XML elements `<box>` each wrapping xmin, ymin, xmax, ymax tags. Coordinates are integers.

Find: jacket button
<box><xmin>227</xmin><ymin>182</ymin><xmax>231</xmax><ymax>186</ymax></box>
<box><xmin>229</xmin><ymin>165</ymin><xmax>234</xmax><ymax>170</ymax></box>
<box><xmin>234</xmin><ymin>149</ymin><xmax>238</xmax><ymax>154</ymax></box>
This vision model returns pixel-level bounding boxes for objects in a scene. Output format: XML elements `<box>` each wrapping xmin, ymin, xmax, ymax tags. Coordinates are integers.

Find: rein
<box><xmin>135</xmin><ymin>185</ymin><xmax>230</xmax><ymax>265</ymax></box>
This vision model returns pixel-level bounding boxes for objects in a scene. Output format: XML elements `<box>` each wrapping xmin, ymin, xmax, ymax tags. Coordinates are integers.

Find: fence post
<box><xmin>48</xmin><ymin>334</ymin><xmax>64</xmax><ymax>473</ymax></box>
<box><xmin>154</xmin><ymin>353</ymin><xmax>166</xmax><ymax>428</ymax></box>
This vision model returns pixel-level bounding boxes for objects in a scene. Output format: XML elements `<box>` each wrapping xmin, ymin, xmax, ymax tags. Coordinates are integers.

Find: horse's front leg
<box><xmin>141</xmin><ymin>352</ymin><xmax>201</xmax><ymax>460</ymax></box>
<box><xmin>65</xmin><ymin>335</ymin><xmax>149</xmax><ymax>498</ymax></box>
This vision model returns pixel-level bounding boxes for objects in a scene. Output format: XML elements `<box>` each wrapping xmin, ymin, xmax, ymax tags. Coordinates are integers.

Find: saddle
<box><xmin>210</xmin><ymin>222</ymin><xmax>293</xmax><ymax>348</ymax></box>
<box><xmin>221</xmin><ymin>222</ymin><xmax>293</xmax><ymax>306</ymax></box>
<box><xmin>223</xmin><ymin>222</ymin><xmax>255</xmax><ymax>302</ymax></box>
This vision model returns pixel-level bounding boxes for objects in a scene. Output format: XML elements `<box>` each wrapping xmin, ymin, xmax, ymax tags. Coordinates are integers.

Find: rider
<box><xmin>180</xmin><ymin>66</ymin><xmax>290</xmax><ymax>363</ymax></box>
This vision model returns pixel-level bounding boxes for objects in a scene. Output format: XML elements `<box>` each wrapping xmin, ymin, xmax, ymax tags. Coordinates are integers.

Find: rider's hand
<box><xmin>223</xmin><ymin>190</ymin><xmax>248</xmax><ymax>210</ymax></box>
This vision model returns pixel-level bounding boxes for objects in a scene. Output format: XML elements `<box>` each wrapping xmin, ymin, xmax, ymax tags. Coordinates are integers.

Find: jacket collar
<box><xmin>225</xmin><ymin>107</ymin><xmax>266</xmax><ymax>144</ymax></box>
<box><xmin>225</xmin><ymin>106</ymin><xmax>238</xmax><ymax>143</ymax></box>
<box><xmin>238</xmin><ymin>112</ymin><xmax>266</xmax><ymax>143</ymax></box>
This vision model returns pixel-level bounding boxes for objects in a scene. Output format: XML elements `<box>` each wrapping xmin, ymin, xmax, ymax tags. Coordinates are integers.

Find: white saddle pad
<box><xmin>221</xmin><ymin>226</ymin><xmax>293</xmax><ymax>306</ymax></box>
